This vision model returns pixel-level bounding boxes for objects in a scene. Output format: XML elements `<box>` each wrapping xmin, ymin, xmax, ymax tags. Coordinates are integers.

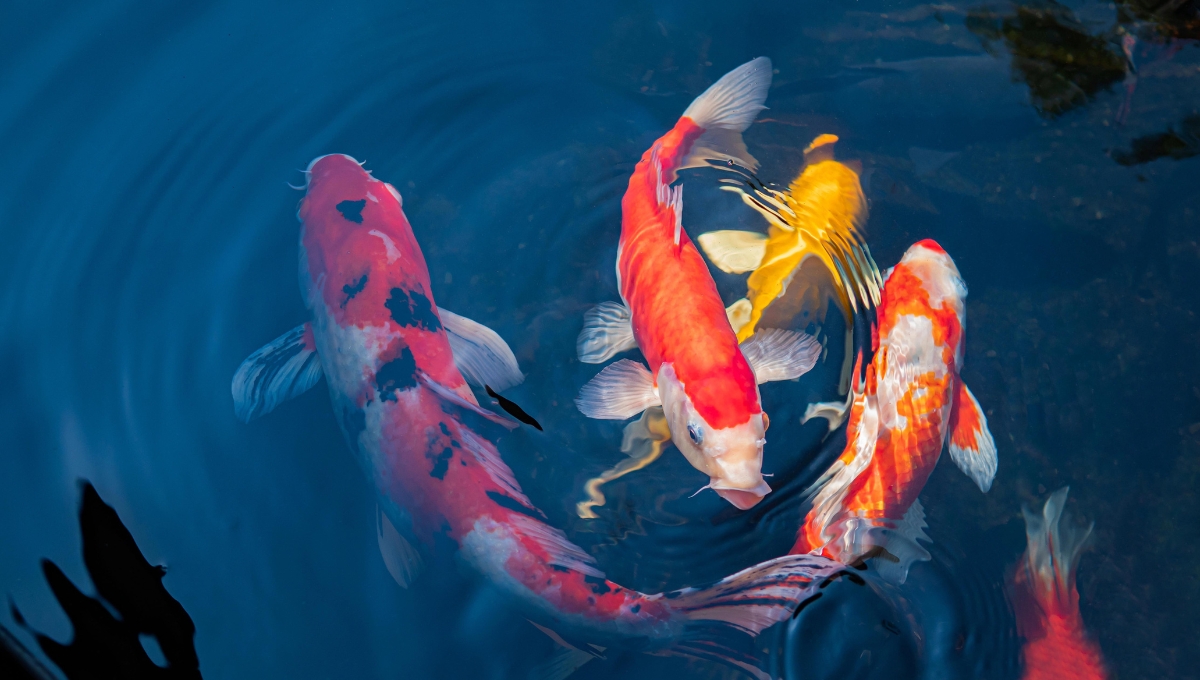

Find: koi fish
<box><xmin>575</xmin><ymin>58</ymin><xmax>822</xmax><ymax>511</ymax></box>
<box><xmin>1011</xmin><ymin>487</ymin><xmax>1108</xmax><ymax>680</ymax></box>
<box><xmin>698</xmin><ymin>133</ymin><xmax>881</xmax><ymax>344</ymax></box>
<box><xmin>791</xmin><ymin>239</ymin><xmax>998</xmax><ymax>582</ymax></box>
<box><xmin>232</xmin><ymin>154</ymin><xmax>842</xmax><ymax>679</ymax></box>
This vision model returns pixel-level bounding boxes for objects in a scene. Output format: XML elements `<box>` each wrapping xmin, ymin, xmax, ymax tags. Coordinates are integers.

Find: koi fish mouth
<box><xmin>711</xmin><ymin>478</ymin><xmax>771</xmax><ymax>510</ymax></box>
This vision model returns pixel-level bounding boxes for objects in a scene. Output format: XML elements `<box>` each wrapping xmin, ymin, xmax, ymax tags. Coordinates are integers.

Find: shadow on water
<box><xmin>967</xmin><ymin>2</ymin><xmax>1128</xmax><ymax>118</ymax></box>
<box><xmin>3</xmin><ymin>482</ymin><xmax>200</xmax><ymax>680</ymax></box>
<box><xmin>1112</xmin><ymin>114</ymin><xmax>1200</xmax><ymax>164</ymax></box>
<box><xmin>0</xmin><ymin>0</ymin><xmax>1197</xmax><ymax>678</ymax></box>
<box><xmin>762</xmin><ymin>523</ymin><xmax>1024</xmax><ymax>680</ymax></box>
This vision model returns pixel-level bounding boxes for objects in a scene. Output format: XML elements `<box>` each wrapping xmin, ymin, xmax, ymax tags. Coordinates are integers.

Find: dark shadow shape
<box><xmin>485</xmin><ymin>385</ymin><xmax>542</xmax><ymax>431</ymax></box>
<box><xmin>967</xmin><ymin>1</ymin><xmax>1127</xmax><ymax>117</ymax></box>
<box><xmin>1116</xmin><ymin>0</ymin><xmax>1200</xmax><ymax>40</ymax></box>
<box><xmin>1112</xmin><ymin>114</ymin><xmax>1200</xmax><ymax>165</ymax></box>
<box><xmin>8</xmin><ymin>482</ymin><xmax>201</xmax><ymax>679</ymax></box>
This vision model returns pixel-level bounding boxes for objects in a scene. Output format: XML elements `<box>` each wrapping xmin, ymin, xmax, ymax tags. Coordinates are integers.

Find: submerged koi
<box><xmin>791</xmin><ymin>240</ymin><xmax>998</xmax><ymax>581</ymax></box>
<box><xmin>698</xmin><ymin>133</ymin><xmax>881</xmax><ymax>344</ymax></box>
<box><xmin>233</xmin><ymin>154</ymin><xmax>841</xmax><ymax>678</ymax></box>
<box><xmin>575</xmin><ymin>58</ymin><xmax>822</xmax><ymax>510</ymax></box>
<box><xmin>1011</xmin><ymin>487</ymin><xmax>1108</xmax><ymax>680</ymax></box>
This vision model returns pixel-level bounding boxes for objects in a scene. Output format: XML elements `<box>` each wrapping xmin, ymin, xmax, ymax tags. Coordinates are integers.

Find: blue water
<box><xmin>1</xmin><ymin>1</ymin><xmax>1197</xmax><ymax>678</ymax></box>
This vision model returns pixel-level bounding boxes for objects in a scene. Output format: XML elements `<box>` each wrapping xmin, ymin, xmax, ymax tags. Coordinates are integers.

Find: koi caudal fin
<box><xmin>679</xmin><ymin>57</ymin><xmax>773</xmax><ymax>172</ymax></box>
<box><xmin>683</xmin><ymin>57</ymin><xmax>772</xmax><ymax>133</ymax></box>
<box><xmin>667</xmin><ymin>553</ymin><xmax>843</xmax><ymax>636</ymax></box>
<box><xmin>1012</xmin><ymin>487</ymin><xmax>1108</xmax><ymax>680</ymax></box>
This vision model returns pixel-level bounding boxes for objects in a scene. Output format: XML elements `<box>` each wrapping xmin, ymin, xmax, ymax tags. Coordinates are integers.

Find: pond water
<box><xmin>1</xmin><ymin>1</ymin><xmax>1197</xmax><ymax>679</ymax></box>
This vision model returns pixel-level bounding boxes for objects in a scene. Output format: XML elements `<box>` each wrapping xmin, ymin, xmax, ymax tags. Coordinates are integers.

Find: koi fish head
<box><xmin>898</xmin><ymin>239</ymin><xmax>967</xmax><ymax>315</ymax></box>
<box><xmin>297</xmin><ymin>154</ymin><xmax>418</xmax><ymax>318</ymax></box>
<box><xmin>657</xmin><ymin>364</ymin><xmax>770</xmax><ymax>510</ymax></box>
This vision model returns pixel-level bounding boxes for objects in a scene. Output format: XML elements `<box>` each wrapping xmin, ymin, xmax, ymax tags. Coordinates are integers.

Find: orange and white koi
<box><xmin>575</xmin><ymin>58</ymin><xmax>821</xmax><ymax>510</ymax></box>
<box><xmin>232</xmin><ymin>154</ymin><xmax>842</xmax><ymax>678</ymax></box>
<box><xmin>791</xmin><ymin>239</ymin><xmax>997</xmax><ymax>581</ymax></box>
<box><xmin>1011</xmin><ymin>487</ymin><xmax>1108</xmax><ymax>680</ymax></box>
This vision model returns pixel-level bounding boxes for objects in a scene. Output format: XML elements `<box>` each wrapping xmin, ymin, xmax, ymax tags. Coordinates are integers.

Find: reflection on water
<box><xmin>967</xmin><ymin>2</ymin><xmax>1128</xmax><ymax>117</ymax></box>
<box><xmin>0</xmin><ymin>0</ymin><xmax>1197</xmax><ymax>678</ymax></box>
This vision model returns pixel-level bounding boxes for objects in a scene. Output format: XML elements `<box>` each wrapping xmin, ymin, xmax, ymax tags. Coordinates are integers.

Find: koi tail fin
<box><xmin>679</xmin><ymin>57</ymin><xmax>773</xmax><ymax>172</ymax></box>
<box><xmin>1016</xmin><ymin>487</ymin><xmax>1093</xmax><ymax>621</ymax></box>
<box><xmin>1012</xmin><ymin>488</ymin><xmax>1109</xmax><ymax>678</ymax></box>
<box><xmin>667</xmin><ymin>554</ymin><xmax>843</xmax><ymax>636</ymax></box>
<box><xmin>683</xmin><ymin>57</ymin><xmax>772</xmax><ymax>133</ymax></box>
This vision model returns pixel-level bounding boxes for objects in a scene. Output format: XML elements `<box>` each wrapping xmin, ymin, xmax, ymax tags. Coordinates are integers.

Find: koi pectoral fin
<box><xmin>575</xmin><ymin>360</ymin><xmax>659</xmax><ymax>420</ymax></box>
<box><xmin>437</xmin><ymin>306</ymin><xmax>524</xmax><ymax>392</ymax></box>
<box><xmin>696</xmin><ymin>230</ymin><xmax>768</xmax><ymax>274</ymax></box>
<box><xmin>377</xmin><ymin>506</ymin><xmax>422</xmax><ymax>589</ymax></box>
<box><xmin>231</xmin><ymin>322</ymin><xmax>323</xmax><ymax>423</ymax></box>
<box><xmin>947</xmin><ymin>381</ymin><xmax>999</xmax><ymax>492</ymax></box>
<box><xmin>576</xmin><ymin>301</ymin><xmax>637</xmax><ymax>364</ymax></box>
<box><xmin>740</xmin><ymin>328</ymin><xmax>822</xmax><ymax>384</ymax></box>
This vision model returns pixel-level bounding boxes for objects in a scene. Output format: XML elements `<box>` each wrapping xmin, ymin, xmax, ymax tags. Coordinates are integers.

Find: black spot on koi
<box><xmin>336</xmin><ymin>199</ymin><xmax>366</xmax><ymax>223</ymax></box>
<box><xmin>385</xmin><ymin>287</ymin><xmax>441</xmax><ymax>331</ymax></box>
<box><xmin>341</xmin><ymin>274</ymin><xmax>368</xmax><ymax>307</ymax></box>
<box><xmin>376</xmin><ymin>347</ymin><xmax>417</xmax><ymax>400</ymax></box>
<box><xmin>428</xmin><ymin>446</ymin><xmax>453</xmax><ymax>480</ymax></box>
<box><xmin>584</xmin><ymin>575</ymin><xmax>610</xmax><ymax>595</ymax></box>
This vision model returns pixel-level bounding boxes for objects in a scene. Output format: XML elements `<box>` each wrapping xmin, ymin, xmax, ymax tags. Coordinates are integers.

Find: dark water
<box><xmin>1</xmin><ymin>1</ymin><xmax>1197</xmax><ymax>678</ymax></box>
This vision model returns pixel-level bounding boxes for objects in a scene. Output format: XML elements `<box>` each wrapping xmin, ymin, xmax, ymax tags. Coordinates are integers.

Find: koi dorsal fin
<box><xmin>947</xmin><ymin>380</ymin><xmax>999</xmax><ymax>492</ymax></box>
<box><xmin>231</xmin><ymin>322</ymin><xmax>323</xmax><ymax>423</ymax></box>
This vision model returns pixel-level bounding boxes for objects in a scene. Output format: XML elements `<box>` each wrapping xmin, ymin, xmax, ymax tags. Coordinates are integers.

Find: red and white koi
<box><xmin>575</xmin><ymin>58</ymin><xmax>821</xmax><ymax>510</ymax></box>
<box><xmin>792</xmin><ymin>240</ymin><xmax>998</xmax><ymax>581</ymax></box>
<box><xmin>233</xmin><ymin>154</ymin><xmax>842</xmax><ymax>678</ymax></box>
<box><xmin>1010</xmin><ymin>487</ymin><xmax>1108</xmax><ymax>680</ymax></box>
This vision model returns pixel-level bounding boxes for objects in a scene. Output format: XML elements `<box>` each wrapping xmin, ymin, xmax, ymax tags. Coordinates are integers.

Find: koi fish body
<box><xmin>792</xmin><ymin>240</ymin><xmax>998</xmax><ymax>582</ymax></box>
<box><xmin>576</xmin><ymin>58</ymin><xmax>822</xmax><ymax>510</ymax></box>
<box><xmin>234</xmin><ymin>154</ymin><xmax>842</xmax><ymax>679</ymax></box>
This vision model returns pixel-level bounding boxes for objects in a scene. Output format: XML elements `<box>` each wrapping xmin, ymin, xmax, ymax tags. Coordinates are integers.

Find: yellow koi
<box><xmin>698</xmin><ymin>134</ymin><xmax>881</xmax><ymax>344</ymax></box>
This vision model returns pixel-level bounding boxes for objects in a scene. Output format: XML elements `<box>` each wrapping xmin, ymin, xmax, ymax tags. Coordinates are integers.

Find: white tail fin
<box><xmin>668</xmin><ymin>553</ymin><xmax>842</xmax><ymax>636</ymax></box>
<box><xmin>682</xmin><ymin>57</ymin><xmax>773</xmax><ymax>132</ymax></box>
<box><xmin>1021</xmin><ymin>486</ymin><xmax>1093</xmax><ymax>613</ymax></box>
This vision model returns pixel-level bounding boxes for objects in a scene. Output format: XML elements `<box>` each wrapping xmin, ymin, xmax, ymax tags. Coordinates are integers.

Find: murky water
<box><xmin>1</xmin><ymin>1</ymin><xmax>1197</xmax><ymax>679</ymax></box>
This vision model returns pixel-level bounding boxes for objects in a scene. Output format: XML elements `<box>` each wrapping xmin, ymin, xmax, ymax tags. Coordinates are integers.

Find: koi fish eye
<box><xmin>687</xmin><ymin>422</ymin><xmax>703</xmax><ymax>445</ymax></box>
